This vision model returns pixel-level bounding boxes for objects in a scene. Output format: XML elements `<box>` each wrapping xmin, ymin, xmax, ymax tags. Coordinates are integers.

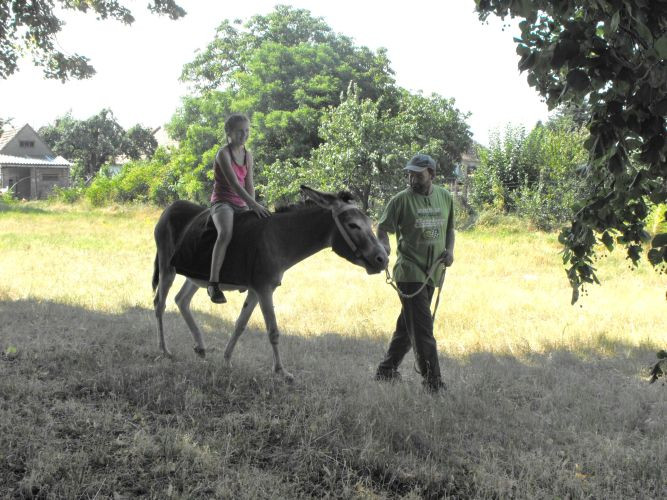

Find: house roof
<box><xmin>0</xmin><ymin>127</ymin><xmax>19</xmax><ymax>150</ymax></box>
<box><xmin>0</xmin><ymin>154</ymin><xmax>72</xmax><ymax>168</ymax></box>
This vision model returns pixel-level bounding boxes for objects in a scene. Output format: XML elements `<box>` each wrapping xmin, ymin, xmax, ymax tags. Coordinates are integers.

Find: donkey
<box><xmin>152</xmin><ymin>185</ymin><xmax>389</xmax><ymax>381</ymax></box>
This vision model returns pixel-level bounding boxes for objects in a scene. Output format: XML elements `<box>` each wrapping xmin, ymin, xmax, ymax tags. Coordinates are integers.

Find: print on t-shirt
<box><xmin>415</xmin><ymin>207</ymin><xmax>445</xmax><ymax>241</ymax></box>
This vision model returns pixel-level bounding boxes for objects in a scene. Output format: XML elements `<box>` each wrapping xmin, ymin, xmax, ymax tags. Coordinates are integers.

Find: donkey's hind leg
<box><xmin>223</xmin><ymin>289</ymin><xmax>259</xmax><ymax>365</ymax></box>
<box><xmin>174</xmin><ymin>279</ymin><xmax>207</xmax><ymax>358</ymax></box>
<box><xmin>257</xmin><ymin>287</ymin><xmax>294</xmax><ymax>382</ymax></box>
<box><xmin>154</xmin><ymin>265</ymin><xmax>176</xmax><ymax>358</ymax></box>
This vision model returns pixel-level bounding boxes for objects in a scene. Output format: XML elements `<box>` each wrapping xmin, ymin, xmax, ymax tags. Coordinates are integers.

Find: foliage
<box><xmin>123</xmin><ymin>125</ymin><xmax>158</xmax><ymax>160</ymax></box>
<box><xmin>0</xmin><ymin>0</ymin><xmax>185</xmax><ymax>80</ymax></box>
<box><xmin>475</xmin><ymin>0</ymin><xmax>667</xmax><ymax>303</ymax></box>
<box><xmin>265</xmin><ymin>84</ymin><xmax>472</xmax><ymax>213</ymax></box>
<box><xmin>0</xmin><ymin>186</ymin><xmax>17</xmax><ymax>205</ymax></box>
<box><xmin>171</xmin><ymin>5</ymin><xmax>398</xmax><ymax>185</ymax></box>
<box><xmin>76</xmin><ymin>147</ymin><xmax>178</xmax><ymax>207</ymax></box>
<box><xmin>40</xmin><ymin>110</ymin><xmax>158</xmax><ymax>178</ymax></box>
<box><xmin>471</xmin><ymin>116</ymin><xmax>590</xmax><ymax>230</ymax></box>
<box><xmin>49</xmin><ymin>184</ymin><xmax>84</xmax><ymax>204</ymax></box>
<box><xmin>471</xmin><ymin>124</ymin><xmax>539</xmax><ymax>213</ymax></box>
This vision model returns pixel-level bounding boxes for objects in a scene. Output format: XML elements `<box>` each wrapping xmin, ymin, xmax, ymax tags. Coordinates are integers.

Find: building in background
<box><xmin>0</xmin><ymin>124</ymin><xmax>72</xmax><ymax>199</ymax></box>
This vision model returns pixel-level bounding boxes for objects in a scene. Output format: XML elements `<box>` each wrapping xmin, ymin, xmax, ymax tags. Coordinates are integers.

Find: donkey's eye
<box><xmin>347</xmin><ymin>222</ymin><xmax>361</xmax><ymax>230</ymax></box>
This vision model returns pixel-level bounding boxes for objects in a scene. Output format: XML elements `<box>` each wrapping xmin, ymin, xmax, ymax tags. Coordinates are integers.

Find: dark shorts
<box><xmin>210</xmin><ymin>201</ymin><xmax>249</xmax><ymax>216</ymax></box>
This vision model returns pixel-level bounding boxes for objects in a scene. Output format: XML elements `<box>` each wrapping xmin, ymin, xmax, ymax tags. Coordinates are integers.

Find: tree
<box><xmin>124</xmin><ymin>125</ymin><xmax>158</xmax><ymax>160</ymax></box>
<box><xmin>475</xmin><ymin>0</ymin><xmax>667</xmax><ymax>303</ymax></box>
<box><xmin>0</xmin><ymin>0</ymin><xmax>186</xmax><ymax>80</ymax></box>
<box><xmin>264</xmin><ymin>84</ymin><xmax>472</xmax><ymax>213</ymax></box>
<box><xmin>173</xmin><ymin>5</ymin><xmax>398</xmax><ymax>175</ymax></box>
<box><xmin>39</xmin><ymin>109</ymin><xmax>143</xmax><ymax>178</ymax></box>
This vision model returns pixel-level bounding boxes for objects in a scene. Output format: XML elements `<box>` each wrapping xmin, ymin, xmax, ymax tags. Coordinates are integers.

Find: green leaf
<box><xmin>652</xmin><ymin>233</ymin><xmax>667</xmax><ymax>248</ymax></box>
<box><xmin>647</xmin><ymin>248</ymin><xmax>664</xmax><ymax>266</ymax></box>
<box><xmin>552</xmin><ymin>39</ymin><xmax>579</xmax><ymax>69</ymax></box>
<box><xmin>566</xmin><ymin>69</ymin><xmax>590</xmax><ymax>92</ymax></box>
<box><xmin>610</xmin><ymin>11</ymin><xmax>620</xmax><ymax>33</ymax></box>
<box><xmin>518</xmin><ymin>52</ymin><xmax>536</xmax><ymax>72</ymax></box>
<box><xmin>601</xmin><ymin>231</ymin><xmax>614</xmax><ymax>251</ymax></box>
<box><xmin>655</xmin><ymin>35</ymin><xmax>667</xmax><ymax>59</ymax></box>
<box><xmin>607</xmin><ymin>153</ymin><xmax>623</xmax><ymax>174</ymax></box>
<box><xmin>633</xmin><ymin>20</ymin><xmax>653</xmax><ymax>44</ymax></box>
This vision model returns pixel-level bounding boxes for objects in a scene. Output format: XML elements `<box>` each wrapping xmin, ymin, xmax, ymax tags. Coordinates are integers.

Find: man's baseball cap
<box><xmin>403</xmin><ymin>153</ymin><xmax>436</xmax><ymax>173</ymax></box>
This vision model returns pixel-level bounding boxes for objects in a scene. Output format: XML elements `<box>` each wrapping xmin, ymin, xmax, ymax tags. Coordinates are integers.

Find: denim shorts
<box><xmin>210</xmin><ymin>201</ymin><xmax>249</xmax><ymax>216</ymax></box>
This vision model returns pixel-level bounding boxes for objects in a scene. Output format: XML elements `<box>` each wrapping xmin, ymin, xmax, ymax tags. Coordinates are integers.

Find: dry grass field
<box><xmin>1</xmin><ymin>201</ymin><xmax>665</xmax><ymax>499</ymax></box>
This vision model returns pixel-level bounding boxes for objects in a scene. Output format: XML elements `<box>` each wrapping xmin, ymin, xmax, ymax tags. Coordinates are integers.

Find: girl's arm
<box><xmin>244</xmin><ymin>150</ymin><xmax>255</xmax><ymax>199</ymax></box>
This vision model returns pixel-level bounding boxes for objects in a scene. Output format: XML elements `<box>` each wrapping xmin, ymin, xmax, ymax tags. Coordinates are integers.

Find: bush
<box><xmin>113</xmin><ymin>162</ymin><xmax>153</xmax><ymax>202</ymax></box>
<box><xmin>85</xmin><ymin>175</ymin><xmax>115</xmax><ymax>207</ymax></box>
<box><xmin>49</xmin><ymin>185</ymin><xmax>84</xmax><ymax>204</ymax></box>
<box><xmin>0</xmin><ymin>187</ymin><xmax>17</xmax><ymax>205</ymax></box>
<box><xmin>470</xmin><ymin>117</ymin><xmax>589</xmax><ymax>231</ymax></box>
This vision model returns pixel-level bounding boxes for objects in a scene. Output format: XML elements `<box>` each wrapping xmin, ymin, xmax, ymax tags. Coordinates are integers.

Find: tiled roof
<box><xmin>0</xmin><ymin>154</ymin><xmax>72</xmax><ymax>168</ymax></box>
<box><xmin>0</xmin><ymin>128</ymin><xmax>18</xmax><ymax>150</ymax></box>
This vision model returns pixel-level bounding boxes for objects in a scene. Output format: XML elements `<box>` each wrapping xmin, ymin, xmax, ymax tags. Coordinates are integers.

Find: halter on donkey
<box><xmin>152</xmin><ymin>185</ymin><xmax>388</xmax><ymax>381</ymax></box>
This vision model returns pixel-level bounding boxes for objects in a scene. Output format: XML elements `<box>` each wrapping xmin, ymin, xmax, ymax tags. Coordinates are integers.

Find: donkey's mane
<box><xmin>274</xmin><ymin>191</ymin><xmax>356</xmax><ymax>214</ymax></box>
<box><xmin>274</xmin><ymin>200</ymin><xmax>316</xmax><ymax>214</ymax></box>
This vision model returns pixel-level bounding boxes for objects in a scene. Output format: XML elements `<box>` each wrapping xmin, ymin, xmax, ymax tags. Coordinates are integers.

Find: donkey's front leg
<box><xmin>257</xmin><ymin>287</ymin><xmax>294</xmax><ymax>382</ymax></box>
<box><xmin>223</xmin><ymin>290</ymin><xmax>259</xmax><ymax>365</ymax></box>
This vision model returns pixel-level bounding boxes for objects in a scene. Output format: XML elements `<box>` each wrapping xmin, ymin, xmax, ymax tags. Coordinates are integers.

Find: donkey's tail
<box><xmin>152</xmin><ymin>253</ymin><xmax>159</xmax><ymax>292</ymax></box>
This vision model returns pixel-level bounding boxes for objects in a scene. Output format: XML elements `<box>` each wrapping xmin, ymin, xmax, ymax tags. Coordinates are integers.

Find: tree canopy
<box><xmin>0</xmin><ymin>0</ymin><xmax>186</xmax><ymax>80</ymax></box>
<box><xmin>167</xmin><ymin>6</ymin><xmax>400</xmax><ymax>202</ymax></box>
<box><xmin>173</xmin><ymin>5</ymin><xmax>397</xmax><ymax>162</ymax></box>
<box><xmin>475</xmin><ymin>0</ymin><xmax>667</xmax><ymax>302</ymax></box>
<box><xmin>264</xmin><ymin>84</ymin><xmax>472</xmax><ymax>213</ymax></box>
<box><xmin>40</xmin><ymin>110</ymin><xmax>157</xmax><ymax>179</ymax></box>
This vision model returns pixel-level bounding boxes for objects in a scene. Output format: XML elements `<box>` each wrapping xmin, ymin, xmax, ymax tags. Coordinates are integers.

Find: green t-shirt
<box><xmin>378</xmin><ymin>185</ymin><xmax>454</xmax><ymax>286</ymax></box>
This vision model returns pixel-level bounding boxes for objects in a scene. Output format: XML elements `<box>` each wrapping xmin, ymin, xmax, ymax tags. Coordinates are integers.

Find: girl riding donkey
<box><xmin>208</xmin><ymin>113</ymin><xmax>271</xmax><ymax>303</ymax></box>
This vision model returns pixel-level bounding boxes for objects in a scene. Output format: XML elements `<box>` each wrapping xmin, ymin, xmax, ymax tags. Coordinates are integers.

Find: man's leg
<box><xmin>376</xmin><ymin>305</ymin><xmax>412</xmax><ymax>380</ymax></box>
<box><xmin>391</xmin><ymin>283</ymin><xmax>443</xmax><ymax>390</ymax></box>
<box><xmin>407</xmin><ymin>284</ymin><xmax>444</xmax><ymax>390</ymax></box>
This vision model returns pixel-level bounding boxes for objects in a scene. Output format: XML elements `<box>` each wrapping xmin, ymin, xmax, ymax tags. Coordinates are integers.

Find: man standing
<box><xmin>375</xmin><ymin>153</ymin><xmax>455</xmax><ymax>392</ymax></box>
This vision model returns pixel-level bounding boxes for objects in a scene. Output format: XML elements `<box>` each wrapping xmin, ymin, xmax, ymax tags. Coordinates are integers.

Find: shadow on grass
<box><xmin>1</xmin><ymin>298</ymin><xmax>664</xmax><ymax>499</ymax></box>
<box><xmin>1</xmin><ymin>297</ymin><xmax>662</xmax><ymax>389</ymax></box>
<box><xmin>0</xmin><ymin>202</ymin><xmax>50</xmax><ymax>214</ymax></box>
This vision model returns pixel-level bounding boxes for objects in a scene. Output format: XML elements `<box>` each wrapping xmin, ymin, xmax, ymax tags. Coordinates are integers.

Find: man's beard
<box><xmin>410</xmin><ymin>181</ymin><xmax>430</xmax><ymax>194</ymax></box>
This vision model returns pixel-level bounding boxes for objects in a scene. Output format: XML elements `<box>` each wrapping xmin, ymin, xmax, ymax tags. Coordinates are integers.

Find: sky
<box><xmin>0</xmin><ymin>0</ymin><xmax>550</xmax><ymax>147</ymax></box>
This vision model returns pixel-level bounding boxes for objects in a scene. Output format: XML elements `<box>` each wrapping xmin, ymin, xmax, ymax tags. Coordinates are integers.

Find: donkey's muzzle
<box><xmin>365</xmin><ymin>248</ymin><xmax>389</xmax><ymax>274</ymax></box>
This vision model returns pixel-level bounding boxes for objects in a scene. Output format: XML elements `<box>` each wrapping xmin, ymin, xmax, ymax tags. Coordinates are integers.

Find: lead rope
<box><xmin>385</xmin><ymin>255</ymin><xmax>447</xmax><ymax>321</ymax></box>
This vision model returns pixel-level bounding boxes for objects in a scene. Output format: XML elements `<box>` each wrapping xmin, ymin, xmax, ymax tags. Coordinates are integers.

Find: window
<box><xmin>42</xmin><ymin>173</ymin><xmax>59</xmax><ymax>181</ymax></box>
<box><xmin>19</xmin><ymin>140</ymin><xmax>35</xmax><ymax>148</ymax></box>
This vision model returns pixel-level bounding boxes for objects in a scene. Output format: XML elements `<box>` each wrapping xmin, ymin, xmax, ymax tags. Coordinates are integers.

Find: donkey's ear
<box><xmin>300</xmin><ymin>185</ymin><xmax>338</xmax><ymax>209</ymax></box>
<box><xmin>337</xmin><ymin>190</ymin><xmax>355</xmax><ymax>203</ymax></box>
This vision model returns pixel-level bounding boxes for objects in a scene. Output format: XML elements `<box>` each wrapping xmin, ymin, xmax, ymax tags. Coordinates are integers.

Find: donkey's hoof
<box><xmin>276</xmin><ymin>368</ymin><xmax>294</xmax><ymax>383</ymax></box>
<box><xmin>157</xmin><ymin>350</ymin><xmax>174</xmax><ymax>361</ymax></box>
<box><xmin>193</xmin><ymin>346</ymin><xmax>206</xmax><ymax>358</ymax></box>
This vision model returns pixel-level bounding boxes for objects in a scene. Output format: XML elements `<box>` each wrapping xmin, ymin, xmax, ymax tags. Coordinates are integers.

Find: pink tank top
<box><xmin>211</xmin><ymin>146</ymin><xmax>248</xmax><ymax>207</ymax></box>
